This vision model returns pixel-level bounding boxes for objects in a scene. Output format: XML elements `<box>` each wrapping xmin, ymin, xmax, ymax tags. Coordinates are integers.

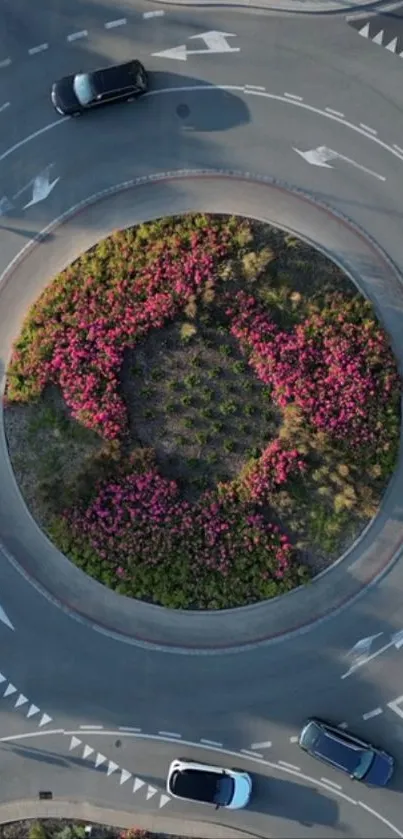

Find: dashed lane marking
<box><xmin>284</xmin><ymin>92</ymin><xmax>303</xmax><ymax>101</ymax></box>
<box><xmin>79</xmin><ymin>724</ymin><xmax>104</xmax><ymax>730</ymax></box>
<box><xmin>0</xmin><ymin>58</ymin><xmax>11</xmax><ymax>69</ymax></box>
<box><xmin>393</xmin><ymin>144</ymin><xmax>403</xmax><ymax>155</ymax></box>
<box><xmin>362</xmin><ymin>707</ymin><xmax>383</xmax><ymax>720</ymax></box>
<box><xmin>67</xmin><ymin>30</ymin><xmax>88</xmax><ymax>42</ymax></box>
<box><xmin>200</xmin><ymin>738</ymin><xmax>223</xmax><ymax>747</ymax></box>
<box><xmin>360</xmin><ymin>122</ymin><xmax>377</xmax><ymax>135</ymax></box>
<box><xmin>119</xmin><ymin>726</ymin><xmax>141</xmax><ymax>732</ymax></box>
<box><xmin>338</xmin><ymin>722</ymin><xmax>349</xmax><ymax>729</ymax></box>
<box><xmin>28</xmin><ymin>43</ymin><xmax>48</xmax><ymax>55</ymax></box>
<box><xmin>105</xmin><ymin>18</ymin><xmax>127</xmax><ymax>29</ymax></box>
<box><xmin>326</xmin><ymin>107</ymin><xmax>344</xmax><ymax>117</ymax></box>
<box><xmin>241</xmin><ymin>749</ymin><xmax>264</xmax><ymax>758</ymax></box>
<box><xmin>143</xmin><ymin>10</ymin><xmax>165</xmax><ymax>17</ymax></box>
<box><xmin>250</xmin><ymin>740</ymin><xmax>272</xmax><ymax>749</ymax></box>
<box><xmin>290</xmin><ymin>736</ymin><xmax>298</xmax><ymax>743</ymax></box>
<box><xmin>244</xmin><ymin>84</ymin><xmax>266</xmax><ymax>91</ymax></box>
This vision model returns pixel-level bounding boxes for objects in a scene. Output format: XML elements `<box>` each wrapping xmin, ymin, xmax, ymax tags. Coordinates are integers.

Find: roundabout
<box><xmin>1</xmin><ymin>2</ymin><xmax>403</xmax><ymax>837</ymax></box>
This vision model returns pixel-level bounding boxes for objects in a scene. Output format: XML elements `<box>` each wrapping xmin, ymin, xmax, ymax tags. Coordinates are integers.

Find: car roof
<box><xmin>171</xmin><ymin>768</ymin><xmax>220</xmax><ymax>802</ymax></box>
<box><xmin>90</xmin><ymin>61</ymin><xmax>142</xmax><ymax>93</ymax></box>
<box><xmin>314</xmin><ymin>729</ymin><xmax>362</xmax><ymax>771</ymax></box>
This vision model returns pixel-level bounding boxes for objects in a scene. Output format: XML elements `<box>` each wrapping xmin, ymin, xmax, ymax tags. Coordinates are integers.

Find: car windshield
<box><xmin>214</xmin><ymin>775</ymin><xmax>235</xmax><ymax>806</ymax></box>
<box><xmin>353</xmin><ymin>749</ymin><xmax>375</xmax><ymax>780</ymax></box>
<box><xmin>73</xmin><ymin>73</ymin><xmax>95</xmax><ymax>106</ymax></box>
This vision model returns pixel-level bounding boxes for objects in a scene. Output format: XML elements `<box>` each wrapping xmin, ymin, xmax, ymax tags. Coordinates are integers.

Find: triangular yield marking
<box><xmin>38</xmin><ymin>713</ymin><xmax>52</xmax><ymax>727</ymax></box>
<box><xmin>69</xmin><ymin>736</ymin><xmax>82</xmax><ymax>751</ymax></box>
<box><xmin>146</xmin><ymin>785</ymin><xmax>157</xmax><ymax>800</ymax></box>
<box><xmin>0</xmin><ymin>673</ymin><xmax>6</xmax><ymax>684</ymax></box>
<box><xmin>15</xmin><ymin>694</ymin><xmax>28</xmax><ymax>708</ymax></box>
<box><xmin>83</xmin><ymin>745</ymin><xmax>94</xmax><ymax>759</ymax></box>
<box><xmin>4</xmin><ymin>683</ymin><xmax>17</xmax><ymax>697</ymax></box>
<box><xmin>386</xmin><ymin>36</ymin><xmax>398</xmax><ymax>52</ymax></box>
<box><xmin>358</xmin><ymin>22</ymin><xmax>370</xmax><ymax>38</ymax></box>
<box><xmin>159</xmin><ymin>794</ymin><xmax>170</xmax><ymax>808</ymax></box>
<box><xmin>372</xmin><ymin>29</ymin><xmax>384</xmax><ymax>45</ymax></box>
<box><xmin>120</xmin><ymin>769</ymin><xmax>131</xmax><ymax>785</ymax></box>
<box><xmin>95</xmin><ymin>753</ymin><xmax>106</xmax><ymax>768</ymax></box>
<box><xmin>26</xmin><ymin>704</ymin><xmax>39</xmax><ymax>718</ymax></box>
<box><xmin>106</xmin><ymin>760</ymin><xmax>119</xmax><ymax>777</ymax></box>
<box><xmin>133</xmin><ymin>777</ymin><xmax>145</xmax><ymax>794</ymax></box>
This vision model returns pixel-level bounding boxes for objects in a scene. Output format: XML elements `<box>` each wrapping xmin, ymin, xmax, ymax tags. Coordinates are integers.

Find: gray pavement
<box><xmin>1</xmin><ymin>3</ymin><xmax>403</xmax><ymax>838</ymax></box>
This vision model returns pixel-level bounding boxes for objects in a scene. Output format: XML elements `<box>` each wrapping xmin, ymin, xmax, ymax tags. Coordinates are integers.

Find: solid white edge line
<box><xmin>359</xmin><ymin>801</ymin><xmax>403</xmax><ymax>838</ymax></box>
<box><xmin>284</xmin><ymin>92</ymin><xmax>303</xmax><ymax>101</ymax></box>
<box><xmin>28</xmin><ymin>44</ymin><xmax>48</xmax><ymax>55</ymax></box>
<box><xmin>0</xmin><ymin>102</ymin><xmax>10</xmax><ymax>113</ymax></box>
<box><xmin>325</xmin><ymin>108</ymin><xmax>344</xmax><ymax>118</ymax></box>
<box><xmin>393</xmin><ymin>144</ymin><xmax>403</xmax><ymax>155</ymax></box>
<box><xmin>200</xmin><ymin>738</ymin><xmax>223</xmax><ymax>747</ymax></box>
<box><xmin>360</xmin><ymin>123</ymin><xmax>377</xmax><ymax>135</ymax></box>
<box><xmin>245</xmin><ymin>85</ymin><xmax>266</xmax><ymax>91</ymax></box>
<box><xmin>105</xmin><ymin>18</ymin><xmax>127</xmax><ymax>29</ymax></box>
<box><xmin>362</xmin><ymin>707</ymin><xmax>383</xmax><ymax>720</ymax></box>
<box><xmin>67</xmin><ymin>30</ymin><xmax>88</xmax><ymax>42</ymax></box>
<box><xmin>278</xmin><ymin>760</ymin><xmax>301</xmax><ymax>771</ymax></box>
<box><xmin>321</xmin><ymin>777</ymin><xmax>342</xmax><ymax>790</ymax></box>
<box><xmin>158</xmin><ymin>731</ymin><xmax>181</xmax><ymax>738</ymax></box>
<box><xmin>0</xmin><ymin>729</ymin><xmax>64</xmax><ymax>742</ymax></box>
<box><xmin>241</xmin><ymin>749</ymin><xmax>264</xmax><ymax>758</ymax></box>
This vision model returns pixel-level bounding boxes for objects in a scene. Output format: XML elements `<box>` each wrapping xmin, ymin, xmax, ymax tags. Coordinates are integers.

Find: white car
<box><xmin>166</xmin><ymin>758</ymin><xmax>252</xmax><ymax>809</ymax></box>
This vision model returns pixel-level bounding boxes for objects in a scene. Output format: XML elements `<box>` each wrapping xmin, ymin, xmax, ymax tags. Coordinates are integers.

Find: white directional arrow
<box><xmin>22</xmin><ymin>166</ymin><xmax>60</xmax><ymax>209</ymax></box>
<box><xmin>294</xmin><ymin>145</ymin><xmax>386</xmax><ymax>181</ymax></box>
<box><xmin>0</xmin><ymin>605</ymin><xmax>14</xmax><ymax>631</ymax></box>
<box><xmin>341</xmin><ymin>629</ymin><xmax>403</xmax><ymax>678</ymax></box>
<box><xmin>153</xmin><ymin>31</ymin><xmax>239</xmax><ymax>61</ymax></box>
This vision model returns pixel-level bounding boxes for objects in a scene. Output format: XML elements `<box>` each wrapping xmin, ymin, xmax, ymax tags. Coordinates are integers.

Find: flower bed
<box><xmin>4</xmin><ymin>214</ymin><xmax>401</xmax><ymax>609</ymax></box>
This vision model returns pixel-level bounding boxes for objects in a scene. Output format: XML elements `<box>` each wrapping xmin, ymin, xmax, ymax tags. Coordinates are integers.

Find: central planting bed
<box><xmin>4</xmin><ymin>214</ymin><xmax>401</xmax><ymax>609</ymax></box>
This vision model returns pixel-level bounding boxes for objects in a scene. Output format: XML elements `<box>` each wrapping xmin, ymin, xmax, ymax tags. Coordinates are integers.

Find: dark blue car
<box><xmin>299</xmin><ymin>719</ymin><xmax>394</xmax><ymax>787</ymax></box>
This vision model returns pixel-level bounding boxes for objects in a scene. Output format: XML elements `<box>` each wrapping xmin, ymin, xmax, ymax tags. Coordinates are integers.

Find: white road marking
<box><xmin>290</xmin><ymin>735</ymin><xmax>298</xmax><ymax>743</ymax></box>
<box><xmin>83</xmin><ymin>745</ymin><xmax>94</xmax><ymax>759</ymax></box>
<box><xmin>27</xmin><ymin>703</ymin><xmax>39</xmax><ymax>718</ymax></box>
<box><xmin>362</xmin><ymin>707</ymin><xmax>383</xmax><ymax>720</ymax></box>
<box><xmin>153</xmin><ymin>31</ymin><xmax>240</xmax><ymax>61</ymax></box>
<box><xmin>105</xmin><ymin>18</ymin><xmax>127</xmax><ymax>29</ymax></box>
<box><xmin>147</xmin><ymin>785</ymin><xmax>158</xmax><ymax>799</ymax></box>
<box><xmin>250</xmin><ymin>740</ymin><xmax>272</xmax><ymax>749</ymax></box>
<box><xmin>321</xmin><ymin>777</ymin><xmax>342</xmax><ymax>790</ymax></box>
<box><xmin>143</xmin><ymin>9</ymin><xmax>165</xmax><ymax>17</ymax></box>
<box><xmin>1</xmin><ymin>729</ymin><xmax>64</xmax><ymax>743</ymax></box>
<box><xmin>79</xmin><ymin>724</ymin><xmax>104</xmax><ymax>730</ymax></box>
<box><xmin>106</xmin><ymin>760</ymin><xmax>119</xmax><ymax>776</ymax></box>
<box><xmin>1</xmin><ymin>725</ymin><xmax>400</xmax><ymax>833</ymax></box>
<box><xmin>245</xmin><ymin>84</ymin><xmax>266</xmax><ymax>91</ymax></box>
<box><xmin>372</xmin><ymin>29</ymin><xmax>384</xmax><ymax>45</ymax></box>
<box><xmin>14</xmin><ymin>694</ymin><xmax>28</xmax><ymax>708</ymax></box>
<box><xmin>133</xmin><ymin>777</ymin><xmax>145</xmax><ymax>793</ymax></box>
<box><xmin>0</xmin><ymin>58</ymin><xmax>11</xmax><ymax>69</ymax></box>
<box><xmin>95</xmin><ymin>753</ymin><xmax>106</xmax><ymax>768</ymax></box>
<box><xmin>294</xmin><ymin>144</ymin><xmax>386</xmax><ymax>181</ymax></box>
<box><xmin>23</xmin><ymin>167</ymin><xmax>60</xmax><ymax>209</ymax></box>
<box><xmin>359</xmin><ymin>801</ymin><xmax>403</xmax><ymax>838</ymax></box>
<box><xmin>393</xmin><ymin>144</ymin><xmax>403</xmax><ymax>155</ymax></box>
<box><xmin>341</xmin><ymin>630</ymin><xmax>403</xmax><ymax>679</ymax></box>
<box><xmin>200</xmin><ymin>738</ymin><xmax>223</xmax><ymax>747</ymax></box>
<box><xmin>278</xmin><ymin>760</ymin><xmax>301</xmax><ymax>771</ymax></box>
<box><xmin>358</xmin><ymin>22</ymin><xmax>370</xmax><ymax>37</ymax></box>
<box><xmin>387</xmin><ymin>695</ymin><xmax>403</xmax><ymax>719</ymax></box>
<box><xmin>241</xmin><ymin>749</ymin><xmax>263</xmax><ymax>758</ymax></box>
<box><xmin>360</xmin><ymin>122</ymin><xmax>377</xmax><ymax>135</ymax></box>
<box><xmin>159</xmin><ymin>794</ymin><xmax>170</xmax><ymax>808</ymax></box>
<box><xmin>119</xmin><ymin>726</ymin><xmax>141</xmax><ymax>732</ymax></box>
<box><xmin>338</xmin><ymin>722</ymin><xmax>349</xmax><ymax>729</ymax></box>
<box><xmin>0</xmin><ymin>118</ymin><xmax>67</xmax><ymax>165</ymax></box>
<box><xmin>120</xmin><ymin>769</ymin><xmax>131</xmax><ymax>785</ymax></box>
<box><xmin>4</xmin><ymin>683</ymin><xmax>16</xmax><ymax>697</ymax></box>
<box><xmin>67</xmin><ymin>30</ymin><xmax>88</xmax><ymax>42</ymax></box>
<box><xmin>0</xmin><ymin>601</ymin><xmax>14</xmax><ymax>626</ymax></box>
<box><xmin>39</xmin><ymin>713</ymin><xmax>52</xmax><ymax>727</ymax></box>
<box><xmin>284</xmin><ymin>92</ymin><xmax>303</xmax><ymax>101</ymax></box>
<box><xmin>158</xmin><ymin>730</ymin><xmax>181</xmax><ymax>738</ymax></box>
<box><xmin>325</xmin><ymin>107</ymin><xmax>344</xmax><ymax>117</ymax></box>
<box><xmin>69</xmin><ymin>736</ymin><xmax>82</xmax><ymax>751</ymax></box>
<box><xmin>28</xmin><ymin>43</ymin><xmax>48</xmax><ymax>55</ymax></box>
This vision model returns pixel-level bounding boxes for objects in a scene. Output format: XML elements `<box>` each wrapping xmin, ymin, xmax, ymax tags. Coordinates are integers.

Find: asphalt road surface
<box><xmin>1</xmin><ymin>2</ymin><xmax>403</xmax><ymax>837</ymax></box>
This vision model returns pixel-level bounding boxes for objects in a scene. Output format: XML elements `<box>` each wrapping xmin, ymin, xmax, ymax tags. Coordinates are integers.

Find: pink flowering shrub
<box><xmin>64</xmin><ymin>468</ymin><xmax>303</xmax><ymax>607</ymax></box>
<box><xmin>227</xmin><ymin>290</ymin><xmax>399</xmax><ymax>448</ymax></box>
<box><xmin>243</xmin><ymin>439</ymin><xmax>306</xmax><ymax>504</ymax></box>
<box><xmin>7</xmin><ymin>222</ymin><xmax>231</xmax><ymax>438</ymax></box>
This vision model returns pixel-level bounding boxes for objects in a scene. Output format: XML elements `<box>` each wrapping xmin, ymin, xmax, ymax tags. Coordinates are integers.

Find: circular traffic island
<box><xmin>4</xmin><ymin>214</ymin><xmax>401</xmax><ymax>609</ymax></box>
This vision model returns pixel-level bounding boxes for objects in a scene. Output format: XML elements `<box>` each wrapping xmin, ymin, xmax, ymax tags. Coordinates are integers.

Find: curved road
<box><xmin>1</xmin><ymin>2</ymin><xmax>403</xmax><ymax>837</ymax></box>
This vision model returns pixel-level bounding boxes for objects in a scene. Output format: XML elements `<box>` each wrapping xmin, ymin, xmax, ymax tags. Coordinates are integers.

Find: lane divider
<box><xmin>66</xmin><ymin>31</ymin><xmax>88</xmax><ymax>42</ymax></box>
<box><xmin>104</xmin><ymin>18</ymin><xmax>127</xmax><ymax>29</ymax></box>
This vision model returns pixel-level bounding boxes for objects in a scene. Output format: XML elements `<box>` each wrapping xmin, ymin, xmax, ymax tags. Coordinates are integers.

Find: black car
<box><xmin>299</xmin><ymin>719</ymin><xmax>394</xmax><ymax>787</ymax></box>
<box><xmin>51</xmin><ymin>60</ymin><xmax>148</xmax><ymax>116</ymax></box>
